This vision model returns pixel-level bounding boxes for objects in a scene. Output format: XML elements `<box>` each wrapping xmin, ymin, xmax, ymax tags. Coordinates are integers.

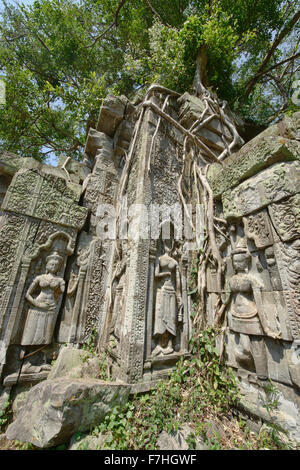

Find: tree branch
<box><xmin>254</xmin><ymin>52</ymin><xmax>300</xmax><ymax>79</ymax></box>
<box><xmin>245</xmin><ymin>9</ymin><xmax>300</xmax><ymax>97</ymax></box>
<box><xmin>86</xmin><ymin>0</ymin><xmax>128</xmax><ymax>49</ymax></box>
<box><xmin>143</xmin><ymin>0</ymin><xmax>166</xmax><ymax>24</ymax></box>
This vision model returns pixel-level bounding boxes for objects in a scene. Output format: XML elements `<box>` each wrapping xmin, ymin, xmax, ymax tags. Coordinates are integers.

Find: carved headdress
<box><xmin>46</xmin><ymin>250</ymin><xmax>63</xmax><ymax>266</ymax></box>
<box><xmin>232</xmin><ymin>239</ymin><xmax>250</xmax><ymax>257</ymax></box>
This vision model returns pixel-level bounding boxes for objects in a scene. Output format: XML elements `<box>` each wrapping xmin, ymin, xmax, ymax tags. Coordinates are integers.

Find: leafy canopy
<box><xmin>0</xmin><ymin>0</ymin><xmax>298</xmax><ymax>161</ymax></box>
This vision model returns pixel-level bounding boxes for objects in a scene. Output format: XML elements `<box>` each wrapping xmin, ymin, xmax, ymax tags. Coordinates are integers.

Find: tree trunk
<box><xmin>193</xmin><ymin>45</ymin><xmax>208</xmax><ymax>96</ymax></box>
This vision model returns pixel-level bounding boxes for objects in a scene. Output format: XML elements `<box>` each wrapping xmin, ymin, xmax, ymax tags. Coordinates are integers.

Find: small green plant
<box><xmin>255</xmin><ymin>423</ymin><xmax>291</xmax><ymax>450</ymax></box>
<box><xmin>185</xmin><ymin>432</ymin><xmax>197</xmax><ymax>450</ymax></box>
<box><xmin>188</xmin><ymin>327</ymin><xmax>240</xmax><ymax>413</ymax></box>
<box><xmin>68</xmin><ymin>432</ymin><xmax>88</xmax><ymax>450</ymax></box>
<box><xmin>93</xmin><ymin>402</ymin><xmax>136</xmax><ymax>450</ymax></box>
<box><xmin>96</xmin><ymin>351</ymin><xmax>110</xmax><ymax>381</ymax></box>
<box><xmin>80</xmin><ymin>326</ymin><xmax>110</xmax><ymax>380</ymax></box>
<box><xmin>14</xmin><ymin>440</ymin><xmax>36</xmax><ymax>450</ymax></box>
<box><xmin>82</xmin><ymin>326</ymin><xmax>98</xmax><ymax>355</ymax></box>
<box><xmin>206</xmin><ymin>434</ymin><xmax>222</xmax><ymax>450</ymax></box>
<box><xmin>89</xmin><ymin>327</ymin><xmax>241</xmax><ymax>450</ymax></box>
<box><xmin>0</xmin><ymin>399</ymin><xmax>12</xmax><ymax>432</ymax></box>
<box><xmin>263</xmin><ymin>379</ymin><xmax>280</xmax><ymax>414</ymax></box>
<box><xmin>77</xmin><ymin>440</ymin><xmax>89</xmax><ymax>450</ymax></box>
<box><xmin>79</xmin><ymin>349</ymin><xmax>110</xmax><ymax>381</ymax></box>
<box><xmin>80</xmin><ymin>349</ymin><xmax>91</xmax><ymax>364</ymax></box>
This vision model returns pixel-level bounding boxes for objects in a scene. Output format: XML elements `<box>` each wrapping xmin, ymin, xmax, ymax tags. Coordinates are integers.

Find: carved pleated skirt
<box><xmin>21</xmin><ymin>306</ymin><xmax>57</xmax><ymax>345</ymax></box>
<box><xmin>153</xmin><ymin>282</ymin><xmax>177</xmax><ymax>337</ymax></box>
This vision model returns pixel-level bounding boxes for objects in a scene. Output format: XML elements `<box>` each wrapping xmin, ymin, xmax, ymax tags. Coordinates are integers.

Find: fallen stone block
<box><xmin>47</xmin><ymin>346</ymin><xmax>85</xmax><ymax>379</ymax></box>
<box><xmin>6</xmin><ymin>378</ymin><xmax>130</xmax><ymax>448</ymax></box>
<box><xmin>48</xmin><ymin>346</ymin><xmax>104</xmax><ymax>381</ymax></box>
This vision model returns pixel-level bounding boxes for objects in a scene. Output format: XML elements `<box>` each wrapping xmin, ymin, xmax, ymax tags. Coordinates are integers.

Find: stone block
<box><xmin>265</xmin><ymin>338</ymin><xmax>293</xmax><ymax>386</ymax></box>
<box><xmin>0</xmin><ymin>151</ymin><xmax>39</xmax><ymax>176</ymax></box>
<box><xmin>206</xmin><ymin>293</ymin><xmax>220</xmax><ymax>325</ymax></box>
<box><xmin>12</xmin><ymin>389</ymin><xmax>30</xmax><ymax>419</ymax></box>
<box><xmin>69</xmin><ymin>433</ymin><xmax>106</xmax><ymax>450</ymax></box>
<box><xmin>237</xmin><ymin>379</ymin><xmax>300</xmax><ymax>443</ymax></box>
<box><xmin>157</xmin><ymin>425</ymin><xmax>209</xmax><ymax>450</ymax></box>
<box><xmin>6</xmin><ymin>378</ymin><xmax>130</xmax><ymax>448</ymax></box>
<box><xmin>178</xmin><ymin>92</ymin><xmax>206</xmax><ymax>125</ymax></box>
<box><xmin>48</xmin><ymin>346</ymin><xmax>84</xmax><ymax>380</ymax></box>
<box><xmin>260</xmin><ymin>291</ymin><xmax>292</xmax><ymax>341</ymax></box>
<box><xmin>57</xmin><ymin>156</ymin><xmax>87</xmax><ymax>184</ymax></box>
<box><xmin>208</xmin><ymin>123</ymin><xmax>300</xmax><ymax>198</ymax></box>
<box><xmin>97</xmin><ymin>95</ymin><xmax>128</xmax><ymax>137</ymax></box>
<box><xmin>85</xmin><ymin>128</ymin><xmax>113</xmax><ymax>160</ymax></box>
<box><xmin>2</xmin><ymin>169</ymin><xmax>87</xmax><ymax>230</ymax></box>
<box><xmin>268</xmin><ymin>193</ymin><xmax>300</xmax><ymax>242</ymax></box>
<box><xmin>222</xmin><ymin>161</ymin><xmax>300</xmax><ymax>218</ymax></box>
<box><xmin>49</xmin><ymin>347</ymin><xmax>103</xmax><ymax>381</ymax></box>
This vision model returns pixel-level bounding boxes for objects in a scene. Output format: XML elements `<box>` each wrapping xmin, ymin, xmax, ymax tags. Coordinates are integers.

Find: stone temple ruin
<box><xmin>0</xmin><ymin>84</ymin><xmax>300</xmax><ymax>447</ymax></box>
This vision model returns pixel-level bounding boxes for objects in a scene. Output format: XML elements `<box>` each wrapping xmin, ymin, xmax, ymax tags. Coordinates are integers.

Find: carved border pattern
<box><xmin>274</xmin><ymin>241</ymin><xmax>300</xmax><ymax>340</ymax></box>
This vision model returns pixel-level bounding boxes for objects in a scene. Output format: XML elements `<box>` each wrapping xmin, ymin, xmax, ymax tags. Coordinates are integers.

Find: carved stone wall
<box><xmin>206</xmin><ymin>112</ymin><xmax>300</xmax><ymax>440</ymax></box>
<box><xmin>0</xmin><ymin>155</ymin><xmax>87</xmax><ymax>387</ymax></box>
<box><xmin>1</xmin><ymin>87</ymin><xmax>299</xmax><ymax>441</ymax></box>
<box><xmin>97</xmin><ymin>91</ymin><xmax>193</xmax><ymax>386</ymax></box>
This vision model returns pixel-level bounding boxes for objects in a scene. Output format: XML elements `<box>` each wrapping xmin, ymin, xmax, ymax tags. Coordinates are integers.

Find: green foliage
<box><xmin>76</xmin><ymin>440</ymin><xmax>89</xmax><ymax>450</ymax></box>
<box><xmin>70</xmin><ymin>431</ymin><xmax>90</xmax><ymax>450</ymax></box>
<box><xmin>185</xmin><ymin>431</ymin><xmax>197</xmax><ymax>450</ymax></box>
<box><xmin>0</xmin><ymin>0</ymin><xmax>298</xmax><ymax>160</ymax></box>
<box><xmin>14</xmin><ymin>440</ymin><xmax>37</xmax><ymax>450</ymax></box>
<box><xmin>81</xmin><ymin>325</ymin><xmax>98</xmax><ymax>355</ymax></box>
<box><xmin>54</xmin><ymin>443</ymin><xmax>67</xmax><ymax>450</ymax></box>
<box><xmin>0</xmin><ymin>399</ymin><xmax>12</xmax><ymax>432</ymax></box>
<box><xmin>81</xmin><ymin>326</ymin><xmax>110</xmax><ymax>380</ymax></box>
<box><xmin>263</xmin><ymin>379</ymin><xmax>280</xmax><ymax>414</ymax></box>
<box><xmin>94</xmin><ymin>350</ymin><xmax>110</xmax><ymax>381</ymax></box>
<box><xmin>188</xmin><ymin>327</ymin><xmax>239</xmax><ymax>410</ymax></box>
<box><xmin>253</xmin><ymin>423</ymin><xmax>293</xmax><ymax>450</ymax></box>
<box><xmin>124</xmin><ymin>20</ymin><xmax>187</xmax><ymax>92</ymax></box>
<box><xmin>88</xmin><ymin>327</ymin><xmax>297</xmax><ymax>450</ymax></box>
<box><xmin>0</xmin><ymin>0</ymin><xmax>120</xmax><ymax>161</ymax></box>
<box><xmin>91</xmin><ymin>327</ymin><xmax>240</xmax><ymax>450</ymax></box>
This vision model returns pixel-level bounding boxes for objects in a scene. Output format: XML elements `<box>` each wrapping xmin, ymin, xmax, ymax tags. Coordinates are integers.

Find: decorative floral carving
<box><xmin>243</xmin><ymin>210</ymin><xmax>273</xmax><ymax>249</ymax></box>
<box><xmin>268</xmin><ymin>194</ymin><xmax>300</xmax><ymax>242</ymax></box>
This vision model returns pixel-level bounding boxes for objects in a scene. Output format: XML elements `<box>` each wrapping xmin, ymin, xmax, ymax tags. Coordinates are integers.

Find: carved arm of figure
<box><xmin>154</xmin><ymin>259</ymin><xmax>171</xmax><ymax>279</ymax></box>
<box><xmin>26</xmin><ymin>277</ymin><xmax>41</xmax><ymax>307</ymax></box>
<box><xmin>115</xmin><ymin>257</ymin><xmax>126</xmax><ymax>280</ymax></box>
<box><xmin>213</xmin><ymin>278</ymin><xmax>231</xmax><ymax>326</ymax></box>
<box><xmin>221</xmin><ymin>278</ymin><xmax>231</xmax><ymax>306</ymax></box>
<box><xmin>67</xmin><ymin>272</ymin><xmax>78</xmax><ymax>297</ymax></box>
<box><xmin>251</xmin><ymin>276</ymin><xmax>282</xmax><ymax>340</ymax></box>
<box><xmin>59</xmin><ymin>278</ymin><xmax>66</xmax><ymax>294</ymax></box>
<box><xmin>176</xmin><ymin>264</ymin><xmax>183</xmax><ymax>323</ymax></box>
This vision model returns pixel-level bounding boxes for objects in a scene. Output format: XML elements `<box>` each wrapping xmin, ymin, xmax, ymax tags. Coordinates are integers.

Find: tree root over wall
<box><xmin>100</xmin><ymin>81</ymin><xmax>244</xmax><ymax>350</ymax></box>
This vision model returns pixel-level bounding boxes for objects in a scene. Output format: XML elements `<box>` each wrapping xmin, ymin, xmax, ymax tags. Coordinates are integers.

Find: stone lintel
<box><xmin>221</xmin><ymin>161</ymin><xmax>300</xmax><ymax>219</ymax></box>
<box><xmin>208</xmin><ymin>123</ymin><xmax>300</xmax><ymax>199</ymax></box>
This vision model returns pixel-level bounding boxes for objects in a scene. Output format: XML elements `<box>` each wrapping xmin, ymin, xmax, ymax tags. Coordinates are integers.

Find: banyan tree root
<box><xmin>60</xmin><ymin>156</ymin><xmax>72</xmax><ymax>182</ymax></box>
<box><xmin>147</xmin><ymin>94</ymin><xmax>170</xmax><ymax>174</ymax></box>
<box><xmin>103</xmin><ymin>81</ymin><xmax>242</xmax><ymax>341</ymax></box>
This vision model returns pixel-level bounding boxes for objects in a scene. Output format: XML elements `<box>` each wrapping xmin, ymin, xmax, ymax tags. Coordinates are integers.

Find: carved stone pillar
<box><xmin>145</xmin><ymin>248</ymin><xmax>157</xmax><ymax>362</ymax></box>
